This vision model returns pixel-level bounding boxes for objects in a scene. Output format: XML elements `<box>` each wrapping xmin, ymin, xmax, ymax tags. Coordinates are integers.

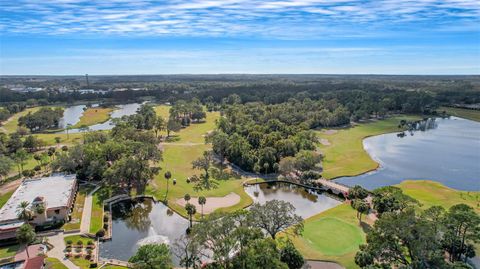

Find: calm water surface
<box><xmin>61</xmin><ymin>103</ymin><xmax>142</xmax><ymax>133</ymax></box>
<box><xmin>244</xmin><ymin>182</ymin><xmax>342</xmax><ymax>219</ymax></box>
<box><xmin>99</xmin><ymin>198</ymin><xmax>188</xmax><ymax>263</ymax></box>
<box><xmin>58</xmin><ymin>104</ymin><xmax>86</xmax><ymax>128</ymax></box>
<box><xmin>336</xmin><ymin>117</ymin><xmax>480</xmax><ymax>191</ymax></box>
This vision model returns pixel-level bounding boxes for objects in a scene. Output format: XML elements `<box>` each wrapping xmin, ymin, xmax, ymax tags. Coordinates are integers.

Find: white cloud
<box><xmin>0</xmin><ymin>0</ymin><xmax>479</xmax><ymax>37</ymax></box>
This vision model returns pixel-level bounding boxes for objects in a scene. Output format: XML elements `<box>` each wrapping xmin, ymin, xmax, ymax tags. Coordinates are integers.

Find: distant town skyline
<box><xmin>1</xmin><ymin>0</ymin><xmax>479</xmax><ymax>75</ymax></box>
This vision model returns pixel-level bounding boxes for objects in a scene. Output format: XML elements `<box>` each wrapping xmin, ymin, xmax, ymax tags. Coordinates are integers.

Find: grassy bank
<box><xmin>397</xmin><ymin>180</ymin><xmax>480</xmax><ymax>214</ymax></box>
<box><xmin>89</xmin><ymin>189</ymin><xmax>104</xmax><ymax>234</ymax></box>
<box><xmin>438</xmin><ymin>106</ymin><xmax>480</xmax><ymax>122</ymax></box>
<box><xmin>317</xmin><ymin>115</ymin><xmax>421</xmax><ymax>180</ymax></box>
<box><xmin>45</xmin><ymin>257</ymin><xmax>69</xmax><ymax>269</ymax></box>
<box><xmin>72</xmin><ymin>107</ymin><xmax>114</xmax><ymax>128</ymax></box>
<box><xmin>0</xmin><ymin>244</ymin><xmax>19</xmax><ymax>259</ymax></box>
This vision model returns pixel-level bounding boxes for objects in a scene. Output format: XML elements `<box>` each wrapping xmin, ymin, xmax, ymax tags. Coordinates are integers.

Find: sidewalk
<box><xmin>46</xmin><ymin>232</ymin><xmax>79</xmax><ymax>269</ymax></box>
<box><xmin>80</xmin><ymin>185</ymin><xmax>101</xmax><ymax>234</ymax></box>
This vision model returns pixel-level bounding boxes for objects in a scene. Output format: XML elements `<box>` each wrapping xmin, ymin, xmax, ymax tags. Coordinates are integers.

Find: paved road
<box><xmin>46</xmin><ymin>232</ymin><xmax>79</xmax><ymax>269</ymax></box>
<box><xmin>80</xmin><ymin>186</ymin><xmax>101</xmax><ymax>234</ymax></box>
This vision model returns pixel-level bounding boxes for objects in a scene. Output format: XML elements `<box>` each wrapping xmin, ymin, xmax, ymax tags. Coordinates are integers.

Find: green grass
<box><xmin>438</xmin><ymin>106</ymin><xmax>480</xmax><ymax>122</ymax></box>
<box><xmin>45</xmin><ymin>257</ymin><xmax>69</xmax><ymax>269</ymax></box>
<box><xmin>290</xmin><ymin>203</ymin><xmax>366</xmax><ymax>269</ymax></box>
<box><xmin>64</xmin><ymin>235</ymin><xmax>93</xmax><ymax>245</ymax></box>
<box><xmin>63</xmin><ymin>185</ymin><xmax>95</xmax><ymax>231</ymax></box>
<box><xmin>0</xmin><ymin>244</ymin><xmax>20</xmax><ymax>259</ymax></box>
<box><xmin>102</xmin><ymin>265</ymin><xmax>129</xmax><ymax>269</ymax></box>
<box><xmin>146</xmin><ymin>109</ymin><xmax>251</xmax><ymax>218</ymax></box>
<box><xmin>69</xmin><ymin>257</ymin><xmax>95</xmax><ymax>269</ymax></box>
<box><xmin>0</xmin><ymin>190</ymin><xmax>14</xmax><ymax>208</ymax></box>
<box><xmin>1</xmin><ymin>107</ymin><xmax>42</xmax><ymax>133</ymax></box>
<box><xmin>317</xmin><ymin>115</ymin><xmax>421</xmax><ymax>179</ymax></box>
<box><xmin>153</xmin><ymin>105</ymin><xmax>170</xmax><ymax>120</ymax></box>
<box><xmin>89</xmin><ymin>190</ymin><xmax>104</xmax><ymax>234</ymax></box>
<box><xmin>397</xmin><ymin>180</ymin><xmax>480</xmax><ymax>214</ymax></box>
<box><xmin>72</xmin><ymin>107</ymin><xmax>114</xmax><ymax>128</ymax></box>
<box><xmin>34</xmin><ymin>132</ymin><xmax>85</xmax><ymax>146</ymax></box>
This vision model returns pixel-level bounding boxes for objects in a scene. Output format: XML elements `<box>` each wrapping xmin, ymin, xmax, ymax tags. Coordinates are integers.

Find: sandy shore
<box><xmin>176</xmin><ymin>192</ymin><xmax>241</xmax><ymax>214</ymax></box>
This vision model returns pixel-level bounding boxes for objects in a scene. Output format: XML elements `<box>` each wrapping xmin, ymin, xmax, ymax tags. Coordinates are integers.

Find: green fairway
<box><xmin>438</xmin><ymin>106</ymin><xmax>480</xmax><ymax>122</ymax></box>
<box><xmin>153</xmin><ymin>104</ymin><xmax>170</xmax><ymax>120</ymax></box>
<box><xmin>397</xmin><ymin>180</ymin><xmax>480</xmax><ymax>214</ymax></box>
<box><xmin>146</xmin><ymin>109</ymin><xmax>251</xmax><ymax>217</ymax></box>
<box><xmin>317</xmin><ymin>115</ymin><xmax>421</xmax><ymax>179</ymax></box>
<box><xmin>1</xmin><ymin>107</ymin><xmax>42</xmax><ymax>133</ymax></box>
<box><xmin>290</xmin><ymin>203</ymin><xmax>366</xmax><ymax>269</ymax></box>
<box><xmin>72</xmin><ymin>107</ymin><xmax>113</xmax><ymax>128</ymax></box>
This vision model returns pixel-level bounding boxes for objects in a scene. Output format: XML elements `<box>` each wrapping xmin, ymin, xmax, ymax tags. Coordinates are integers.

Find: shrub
<box><xmin>61</xmin><ymin>145</ymin><xmax>68</xmax><ymax>151</ymax></box>
<box><xmin>85</xmin><ymin>254</ymin><xmax>91</xmax><ymax>260</ymax></box>
<box><xmin>103</xmin><ymin>223</ymin><xmax>108</xmax><ymax>229</ymax></box>
<box><xmin>86</xmin><ymin>249</ymin><xmax>93</xmax><ymax>254</ymax></box>
<box><xmin>103</xmin><ymin>215</ymin><xmax>109</xmax><ymax>222</ymax></box>
<box><xmin>87</xmin><ymin>240</ymin><xmax>94</xmax><ymax>246</ymax></box>
<box><xmin>66</xmin><ymin>240</ymin><xmax>73</xmax><ymax>245</ymax></box>
<box><xmin>90</xmin><ymin>263</ymin><xmax>98</xmax><ymax>268</ymax></box>
<box><xmin>77</xmin><ymin>240</ymin><xmax>83</xmax><ymax>245</ymax></box>
<box><xmin>34</xmin><ymin>165</ymin><xmax>41</xmax><ymax>171</ymax></box>
<box><xmin>95</xmin><ymin>229</ymin><xmax>105</xmax><ymax>238</ymax></box>
<box><xmin>22</xmin><ymin>170</ymin><xmax>35</xmax><ymax>178</ymax></box>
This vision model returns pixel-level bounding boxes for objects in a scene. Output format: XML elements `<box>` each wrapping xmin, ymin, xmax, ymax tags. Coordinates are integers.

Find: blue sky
<box><xmin>0</xmin><ymin>0</ymin><xmax>479</xmax><ymax>75</ymax></box>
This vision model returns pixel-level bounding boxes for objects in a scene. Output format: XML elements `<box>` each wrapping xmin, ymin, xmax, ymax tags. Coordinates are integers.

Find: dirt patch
<box><xmin>323</xmin><ymin>129</ymin><xmax>338</xmax><ymax>135</ymax></box>
<box><xmin>176</xmin><ymin>192</ymin><xmax>241</xmax><ymax>214</ymax></box>
<box><xmin>0</xmin><ymin>179</ymin><xmax>21</xmax><ymax>195</ymax></box>
<box><xmin>319</xmin><ymin>138</ymin><xmax>331</xmax><ymax>146</ymax></box>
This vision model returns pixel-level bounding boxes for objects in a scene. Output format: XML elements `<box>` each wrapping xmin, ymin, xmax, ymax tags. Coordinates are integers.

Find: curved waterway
<box><xmin>335</xmin><ymin>117</ymin><xmax>480</xmax><ymax>191</ymax></box>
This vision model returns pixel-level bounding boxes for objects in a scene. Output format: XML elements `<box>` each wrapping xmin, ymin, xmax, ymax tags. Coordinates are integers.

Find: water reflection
<box><xmin>244</xmin><ymin>182</ymin><xmax>342</xmax><ymax>219</ymax></box>
<box><xmin>336</xmin><ymin>117</ymin><xmax>480</xmax><ymax>191</ymax></box>
<box><xmin>99</xmin><ymin>198</ymin><xmax>188</xmax><ymax>263</ymax></box>
<box><xmin>58</xmin><ymin>105</ymin><xmax>86</xmax><ymax>128</ymax></box>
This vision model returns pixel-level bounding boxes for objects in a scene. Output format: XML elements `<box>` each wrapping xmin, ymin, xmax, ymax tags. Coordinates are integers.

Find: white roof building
<box><xmin>0</xmin><ymin>174</ymin><xmax>77</xmax><ymax>224</ymax></box>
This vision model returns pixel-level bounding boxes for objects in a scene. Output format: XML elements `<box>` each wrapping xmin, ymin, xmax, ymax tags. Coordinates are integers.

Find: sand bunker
<box><xmin>176</xmin><ymin>192</ymin><xmax>241</xmax><ymax>214</ymax></box>
<box><xmin>319</xmin><ymin>138</ymin><xmax>331</xmax><ymax>146</ymax></box>
<box><xmin>323</xmin><ymin>129</ymin><xmax>338</xmax><ymax>135</ymax></box>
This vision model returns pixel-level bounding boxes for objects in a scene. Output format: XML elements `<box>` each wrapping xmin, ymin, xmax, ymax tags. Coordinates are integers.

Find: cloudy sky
<box><xmin>0</xmin><ymin>0</ymin><xmax>479</xmax><ymax>75</ymax></box>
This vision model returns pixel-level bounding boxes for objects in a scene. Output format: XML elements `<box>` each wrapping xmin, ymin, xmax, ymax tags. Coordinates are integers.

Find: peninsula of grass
<box><xmin>438</xmin><ymin>106</ymin><xmax>480</xmax><ymax>122</ymax></box>
<box><xmin>397</xmin><ymin>180</ymin><xmax>480</xmax><ymax>214</ymax></box>
<box><xmin>72</xmin><ymin>107</ymin><xmax>114</xmax><ymax>128</ymax></box>
<box><xmin>317</xmin><ymin>115</ymin><xmax>421</xmax><ymax>180</ymax></box>
<box><xmin>289</xmin><ymin>203</ymin><xmax>366</xmax><ymax>269</ymax></box>
<box><xmin>45</xmin><ymin>257</ymin><xmax>69</xmax><ymax>269</ymax></box>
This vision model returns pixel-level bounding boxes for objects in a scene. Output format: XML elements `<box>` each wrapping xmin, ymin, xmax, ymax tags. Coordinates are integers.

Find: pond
<box><xmin>99</xmin><ymin>198</ymin><xmax>189</xmax><ymax>264</ymax></box>
<box><xmin>335</xmin><ymin>117</ymin><xmax>480</xmax><ymax>191</ymax></box>
<box><xmin>60</xmin><ymin>103</ymin><xmax>142</xmax><ymax>133</ymax></box>
<box><xmin>244</xmin><ymin>182</ymin><xmax>342</xmax><ymax>219</ymax></box>
<box><xmin>100</xmin><ymin>183</ymin><xmax>342</xmax><ymax>263</ymax></box>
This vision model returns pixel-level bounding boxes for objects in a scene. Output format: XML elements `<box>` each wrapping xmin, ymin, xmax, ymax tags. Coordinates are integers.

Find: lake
<box><xmin>335</xmin><ymin>117</ymin><xmax>480</xmax><ymax>191</ymax></box>
<box><xmin>58</xmin><ymin>104</ymin><xmax>86</xmax><ymax>128</ymax></box>
<box><xmin>59</xmin><ymin>103</ymin><xmax>142</xmax><ymax>133</ymax></box>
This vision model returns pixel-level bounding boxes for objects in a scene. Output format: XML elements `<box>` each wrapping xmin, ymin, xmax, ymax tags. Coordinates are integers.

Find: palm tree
<box><xmin>66</xmin><ymin>124</ymin><xmax>72</xmax><ymax>139</ymax></box>
<box><xmin>185</xmin><ymin>203</ymin><xmax>196</xmax><ymax>228</ymax></box>
<box><xmin>184</xmin><ymin>193</ymin><xmax>191</xmax><ymax>203</ymax></box>
<box><xmin>16</xmin><ymin>201</ymin><xmax>32</xmax><ymax>222</ymax></box>
<box><xmin>198</xmin><ymin>196</ymin><xmax>206</xmax><ymax>219</ymax></box>
<box><xmin>16</xmin><ymin>224</ymin><xmax>36</xmax><ymax>259</ymax></box>
<box><xmin>164</xmin><ymin>171</ymin><xmax>171</xmax><ymax>202</ymax></box>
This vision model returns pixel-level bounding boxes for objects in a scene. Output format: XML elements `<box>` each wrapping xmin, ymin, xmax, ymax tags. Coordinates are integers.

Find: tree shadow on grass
<box><xmin>360</xmin><ymin>221</ymin><xmax>372</xmax><ymax>234</ymax></box>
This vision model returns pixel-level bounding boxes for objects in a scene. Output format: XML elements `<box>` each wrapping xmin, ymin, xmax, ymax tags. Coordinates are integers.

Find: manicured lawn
<box><xmin>45</xmin><ymin>257</ymin><xmax>68</xmax><ymax>269</ymax></box>
<box><xmin>290</xmin><ymin>203</ymin><xmax>366</xmax><ymax>269</ymax></box>
<box><xmin>63</xmin><ymin>185</ymin><xmax>95</xmax><ymax>231</ymax></box>
<box><xmin>438</xmin><ymin>106</ymin><xmax>480</xmax><ymax>122</ymax></box>
<box><xmin>317</xmin><ymin>115</ymin><xmax>421</xmax><ymax>179</ymax></box>
<box><xmin>102</xmin><ymin>265</ymin><xmax>129</xmax><ymax>269</ymax></box>
<box><xmin>172</xmin><ymin>111</ymin><xmax>220</xmax><ymax>144</ymax></box>
<box><xmin>0</xmin><ymin>244</ymin><xmax>20</xmax><ymax>259</ymax></box>
<box><xmin>397</xmin><ymin>180</ymin><xmax>480</xmax><ymax>214</ymax></box>
<box><xmin>0</xmin><ymin>190</ymin><xmax>15</xmax><ymax>208</ymax></box>
<box><xmin>69</xmin><ymin>257</ymin><xmax>95</xmax><ymax>269</ymax></box>
<box><xmin>72</xmin><ymin>107</ymin><xmax>114</xmax><ymax>128</ymax></box>
<box><xmin>34</xmin><ymin>132</ymin><xmax>85</xmax><ymax>146</ymax></box>
<box><xmin>89</xmin><ymin>189</ymin><xmax>104</xmax><ymax>234</ymax></box>
<box><xmin>64</xmin><ymin>235</ymin><xmax>93</xmax><ymax>245</ymax></box>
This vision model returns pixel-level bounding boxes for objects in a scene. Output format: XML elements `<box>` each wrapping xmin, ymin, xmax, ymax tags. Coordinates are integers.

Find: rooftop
<box><xmin>0</xmin><ymin>174</ymin><xmax>77</xmax><ymax>223</ymax></box>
